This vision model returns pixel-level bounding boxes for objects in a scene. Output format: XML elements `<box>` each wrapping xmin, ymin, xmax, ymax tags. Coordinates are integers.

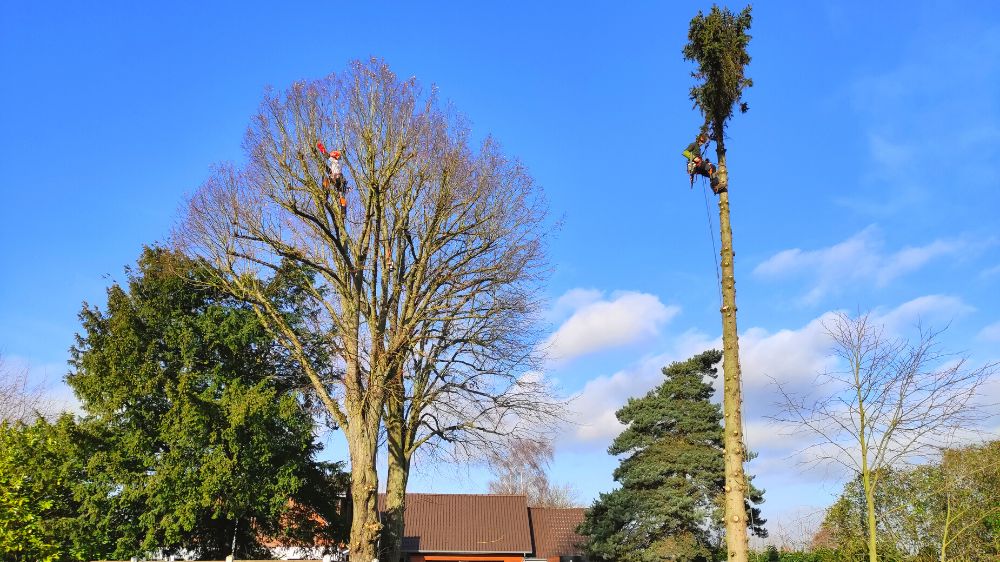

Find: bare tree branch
<box><xmin>771</xmin><ymin>311</ymin><xmax>996</xmax><ymax>562</ymax></box>
<box><xmin>0</xmin><ymin>355</ymin><xmax>50</xmax><ymax>422</ymax></box>
<box><xmin>175</xmin><ymin>59</ymin><xmax>561</xmax><ymax>562</ymax></box>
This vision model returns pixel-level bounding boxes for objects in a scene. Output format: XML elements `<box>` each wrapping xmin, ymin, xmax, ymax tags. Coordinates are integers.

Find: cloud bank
<box><xmin>753</xmin><ymin>226</ymin><xmax>969</xmax><ymax>303</ymax></box>
<box><xmin>543</xmin><ymin>290</ymin><xmax>679</xmax><ymax>365</ymax></box>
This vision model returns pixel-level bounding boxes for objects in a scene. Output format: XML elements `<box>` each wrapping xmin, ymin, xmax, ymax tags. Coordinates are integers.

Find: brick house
<box><xmin>386</xmin><ymin>494</ymin><xmax>586</xmax><ymax>562</ymax></box>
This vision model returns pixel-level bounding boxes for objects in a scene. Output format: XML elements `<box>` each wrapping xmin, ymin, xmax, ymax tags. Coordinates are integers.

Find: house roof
<box><xmin>386</xmin><ymin>493</ymin><xmax>534</xmax><ymax>554</ymax></box>
<box><xmin>528</xmin><ymin>507</ymin><xmax>587</xmax><ymax>558</ymax></box>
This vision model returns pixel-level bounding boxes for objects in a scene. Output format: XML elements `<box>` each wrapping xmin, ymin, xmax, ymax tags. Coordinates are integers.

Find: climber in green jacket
<box><xmin>683</xmin><ymin>133</ymin><xmax>722</xmax><ymax>192</ymax></box>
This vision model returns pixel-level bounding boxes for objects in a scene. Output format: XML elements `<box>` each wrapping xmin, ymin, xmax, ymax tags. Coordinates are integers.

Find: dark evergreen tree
<box><xmin>579</xmin><ymin>350</ymin><xmax>765</xmax><ymax>562</ymax></box>
<box><xmin>63</xmin><ymin>247</ymin><xmax>347</xmax><ymax>559</ymax></box>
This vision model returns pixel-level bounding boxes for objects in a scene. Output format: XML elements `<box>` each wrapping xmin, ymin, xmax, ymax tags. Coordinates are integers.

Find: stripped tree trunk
<box><xmin>714</xmin><ymin>127</ymin><xmax>750</xmax><ymax>562</ymax></box>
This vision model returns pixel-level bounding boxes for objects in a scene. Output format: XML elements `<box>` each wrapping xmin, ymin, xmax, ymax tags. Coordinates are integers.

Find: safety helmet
<box><xmin>331</xmin><ymin>150</ymin><xmax>341</xmax><ymax>159</ymax></box>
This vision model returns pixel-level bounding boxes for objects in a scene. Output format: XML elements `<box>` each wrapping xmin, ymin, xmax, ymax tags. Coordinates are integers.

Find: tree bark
<box><xmin>853</xmin><ymin>339</ymin><xmax>878</xmax><ymax>562</ymax></box>
<box><xmin>714</xmin><ymin>127</ymin><xmax>750</xmax><ymax>562</ymax></box>
<box><xmin>939</xmin><ymin>493</ymin><xmax>951</xmax><ymax>562</ymax></box>
<box><xmin>382</xmin><ymin>446</ymin><xmax>411</xmax><ymax>562</ymax></box>
<box><xmin>344</xmin><ymin>321</ymin><xmax>384</xmax><ymax>562</ymax></box>
<box><xmin>346</xmin><ymin>421</ymin><xmax>381</xmax><ymax>562</ymax></box>
<box><xmin>863</xmin><ymin>476</ymin><xmax>877</xmax><ymax>562</ymax></box>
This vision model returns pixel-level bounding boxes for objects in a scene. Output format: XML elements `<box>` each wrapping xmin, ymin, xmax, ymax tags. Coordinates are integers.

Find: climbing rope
<box><xmin>701</xmin><ymin>179</ymin><xmax>723</xmax><ymax>303</ymax></box>
<box><xmin>739</xmin><ymin>369</ymin><xmax>760</xmax><ymax>543</ymax></box>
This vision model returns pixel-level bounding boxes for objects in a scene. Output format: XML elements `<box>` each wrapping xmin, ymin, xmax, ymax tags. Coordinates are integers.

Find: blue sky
<box><xmin>2</xmin><ymin>1</ymin><xmax>999</xmax><ymax>541</ymax></box>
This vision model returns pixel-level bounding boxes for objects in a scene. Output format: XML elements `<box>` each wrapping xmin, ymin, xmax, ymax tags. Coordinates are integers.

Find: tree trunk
<box><xmin>939</xmin><ymin>493</ymin><xmax>951</xmax><ymax>562</ymax></box>
<box><xmin>856</xmin><ymin>356</ymin><xmax>877</xmax><ymax>562</ymax></box>
<box><xmin>864</xmin><ymin>477</ymin><xmax>877</xmax><ymax>562</ymax></box>
<box><xmin>382</xmin><ymin>447</ymin><xmax>411</xmax><ymax>562</ymax></box>
<box><xmin>347</xmin><ymin>423</ymin><xmax>381</xmax><ymax>562</ymax></box>
<box><xmin>714</xmin><ymin>128</ymin><xmax>750</xmax><ymax>562</ymax></box>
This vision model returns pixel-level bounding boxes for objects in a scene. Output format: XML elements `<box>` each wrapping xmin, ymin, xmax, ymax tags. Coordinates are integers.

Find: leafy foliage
<box><xmin>747</xmin><ymin>550</ymin><xmax>840</xmax><ymax>562</ymax></box>
<box><xmin>817</xmin><ymin>441</ymin><xmax>1000</xmax><ymax>560</ymax></box>
<box><xmin>60</xmin><ymin>246</ymin><xmax>347</xmax><ymax>559</ymax></box>
<box><xmin>0</xmin><ymin>418</ymin><xmax>72</xmax><ymax>562</ymax></box>
<box><xmin>815</xmin><ymin>469</ymin><xmax>914</xmax><ymax>561</ymax></box>
<box><xmin>579</xmin><ymin>350</ymin><xmax>766</xmax><ymax>562</ymax></box>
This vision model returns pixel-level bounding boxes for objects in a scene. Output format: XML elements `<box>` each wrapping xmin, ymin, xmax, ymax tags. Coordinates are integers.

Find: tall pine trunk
<box><xmin>714</xmin><ymin>126</ymin><xmax>750</xmax><ymax>562</ymax></box>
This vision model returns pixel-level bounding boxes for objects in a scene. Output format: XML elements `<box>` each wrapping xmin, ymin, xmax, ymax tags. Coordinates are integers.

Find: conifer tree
<box><xmin>67</xmin><ymin>247</ymin><xmax>348</xmax><ymax>558</ymax></box>
<box><xmin>682</xmin><ymin>6</ymin><xmax>754</xmax><ymax>561</ymax></box>
<box><xmin>579</xmin><ymin>351</ymin><xmax>765</xmax><ymax>562</ymax></box>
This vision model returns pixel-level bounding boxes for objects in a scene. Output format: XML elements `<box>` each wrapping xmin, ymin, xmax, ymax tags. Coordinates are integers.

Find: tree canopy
<box><xmin>177</xmin><ymin>59</ymin><xmax>559</xmax><ymax>562</ymax></box>
<box><xmin>817</xmin><ymin>441</ymin><xmax>1000</xmax><ymax>561</ymax></box>
<box><xmin>683</xmin><ymin>5</ymin><xmax>753</xmax><ymax>134</ymax></box>
<box><xmin>55</xmin><ymin>246</ymin><xmax>348</xmax><ymax>559</ymax></box>
<box><xmin>579</xmin><ymin>350</ymin><xmax>765</xmax><ymax>562</ymax></box>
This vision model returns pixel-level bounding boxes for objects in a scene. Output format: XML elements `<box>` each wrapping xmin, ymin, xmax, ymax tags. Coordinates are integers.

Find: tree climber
<box><xmin>683</xmin><ymin>133</ymin><xmax>722</xmax><ymax>193</ymax></box>
<box><xmin>316</xmin><ymin>141</ymin><xmax>348</xmax><ymax>214</ymax></box>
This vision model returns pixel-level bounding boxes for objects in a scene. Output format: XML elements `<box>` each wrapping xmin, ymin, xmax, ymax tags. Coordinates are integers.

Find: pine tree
<box><xmin>682</xmin><ymin>6</ymin><xmax>754</xmax><ymax>561</ymax></box>
<box><xmin>579</xmin><ymin>350</ymin><xmax>765</xmax><ymax>562</ymax></box>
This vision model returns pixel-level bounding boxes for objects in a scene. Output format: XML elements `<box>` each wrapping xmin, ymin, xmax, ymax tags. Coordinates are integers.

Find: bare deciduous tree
<box><xmin>486</xmin><ymin>439</ymin><xmax>579</xmax><ymax>508</ymax></box>
<box><xmin>774</xmin><ymin>312</ymin><xmax>996</xmax><ymax>562</ymax></box>
<box><xmin>753</xmin><ymin>508</ymin><xmax>824</xmax><ymax>553</ymax></box>
<box><xmin>176</xmin><ymin>59</ymin><xmax>558</xmax><ymax>562</ymax></box>
<box><xmin>0</xmin><ymin>355</ymin><xmax>48</xmax><ymax>422</ymax></box>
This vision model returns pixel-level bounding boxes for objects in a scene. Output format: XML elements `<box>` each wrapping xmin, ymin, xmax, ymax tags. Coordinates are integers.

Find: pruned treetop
<box><xmin>683</xmin><ymin>4</ymin><xmax>753</xmax><ymax>133</ymax></box>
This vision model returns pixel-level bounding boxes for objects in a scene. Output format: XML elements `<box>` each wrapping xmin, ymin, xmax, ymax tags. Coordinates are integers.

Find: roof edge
<box><xmin>401</xmin><ymin>550</ymin><xmax>532</xmax><ymax>555</ymax></box>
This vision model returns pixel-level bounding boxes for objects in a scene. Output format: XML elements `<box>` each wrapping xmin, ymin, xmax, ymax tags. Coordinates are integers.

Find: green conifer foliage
<box><xmin>579</xmin><ymin>350</ymin><xmax>765</xmax><ymax>562</ymax></box>
<box><xmin>64</xmin><ymin>247</ymin><xmax>347</xmax><ymax>559</ymax></box>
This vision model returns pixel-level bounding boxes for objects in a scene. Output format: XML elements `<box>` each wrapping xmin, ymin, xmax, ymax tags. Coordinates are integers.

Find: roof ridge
<box><xmin>405</xmin><ymin>492</ymin><xmax>529</xmax><ymax>497</ymax></box>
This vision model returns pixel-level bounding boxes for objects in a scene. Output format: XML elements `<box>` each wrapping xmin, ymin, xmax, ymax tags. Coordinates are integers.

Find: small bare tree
<box><xmin>486</xmin><ymin>439</ymin><xmax>579</xmax><ymax>508</ymax></box>
<box><xmin>774</xmin><ymin>312</ymin><xmax>996</xmax><ymax>562</ymax></box>
<box><xmin>177</xmin><ymin>59</ymin><xmax>556</xmax><ymax>562</ymax></box>
<box><xmin>0</xmin><ymin>355</ymin><xmax>47</xmax><ymax>422</ymax></box>
<box><xmin>760</xmin><ymin>508</ymin><xmax>825</xmax><ymax>552</ymax></box>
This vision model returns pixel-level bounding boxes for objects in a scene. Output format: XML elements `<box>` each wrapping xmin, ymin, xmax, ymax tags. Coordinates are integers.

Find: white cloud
<box><xmin>543</xmin><ymin>290</ymin><xmax>679</xmax><ymax>364</ymax></box>
<box><xmin>873</xmin><ymin>294</ymin><xmax>973</xmax><ymax>331</ymax></box>
<box><xmin>548</xmin><ymin>288</ymin><xmax>603</xmax><ymax>321</ymax></box>
<box><xmin>567</xmin><ymin>353</ymin><xmax>674</xmax><ymax>444</ymax></box>
<box><xmin>753</xmin><ymin>226</ymin><xmax>969</xmax><ymax>303</ymax></box>
<box><xmin>563</xmin><ymin>313</ymin><xmax>837</xmax><ymax>450</ymax></box>
<box><xmin>978</xmin><ymin>321</ymin><xmax>1000</xmax><ymax>342</ymax></box>
<box><xmin>738</xmin><ymin>313</ymin><xmax>839</xmax><ymax>390</ymax></box>
<box><xmin>980</xmin><ymin>264</ymin><xmax>1000</xmax><ymax>279</ymax></box>
<box><xmin>559</xmin><ymin>295</ymin><xmax>975</xmax><ymax>452</ymax></box>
